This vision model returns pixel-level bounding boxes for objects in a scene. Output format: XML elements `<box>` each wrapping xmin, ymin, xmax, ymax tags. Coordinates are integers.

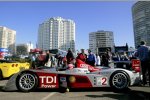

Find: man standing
<box><xmin>136</xmin><ymin>41</ymin><xmax>150</xmax><ymax>86</ymax></box>
<box><xmin>66</xmin><ymin>48</ymin><xmax>74</xmax><ymax>64</ymax></box>
<box><xmin>86</xmin><ymin>49</ymin><xmax>96</xmax><ymax>66</ymax></box>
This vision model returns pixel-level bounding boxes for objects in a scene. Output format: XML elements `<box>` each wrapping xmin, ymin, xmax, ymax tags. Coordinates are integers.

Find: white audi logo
<box><xmin>80</xmin><ymin>64</ymin><xmax>89</xmax><ymax>68</ymax></box>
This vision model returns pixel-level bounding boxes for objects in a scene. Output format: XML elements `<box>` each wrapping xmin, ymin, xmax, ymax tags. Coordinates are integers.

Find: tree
<box><xmin>16</xmin><ymin>45</ymin><xmax>28</xmax><ymax>55</ymax></box>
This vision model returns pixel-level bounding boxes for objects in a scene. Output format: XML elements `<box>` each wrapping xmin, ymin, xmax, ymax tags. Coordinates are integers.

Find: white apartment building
<box><xmin>38</xmin><ymin>17</ymin><xmax>75</xmax><ymax>52</ymax></box>
<box><xmin>0</xmin><ymin>26</ymin><xmax>16</xmax><ymax>54</ymax></box>
<box><xmin>89</xmin><ymin>30</ymin><xmax>115</xmax><ymax>54</ymax></box>
<box><xmin>26</xmin><ymin>42</ymin><xmax>34</xmax><ymax>52</ymax></box>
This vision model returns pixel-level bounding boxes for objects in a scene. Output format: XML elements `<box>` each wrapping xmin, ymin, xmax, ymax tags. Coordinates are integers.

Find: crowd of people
<box><xmin>29</xmin><ymin>50</ymin><xmax>57</xmax><ymax>69</ymax></box>
<box><xmin>29</xmin><ymin>48</ymin><xmax>136</xmax><ymax>69</ymax></box>
<box><xmin>29</xmin><ymin>48</ymin><xmax>110</xmax><ymax>69</ymax></box>
<box><xmin>28</xmin><ymin>41</ymin><xmax>150</xmax><ymax>86</ymax></box>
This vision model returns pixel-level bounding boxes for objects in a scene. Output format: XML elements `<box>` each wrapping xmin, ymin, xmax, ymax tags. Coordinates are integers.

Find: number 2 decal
<box><xmin>101</xmin><ymin>77</ymin><xmax>107</xmax><ymax>85</ymax></box>
<box><xmin>96</xmin><ymin>77</ymin><xmax>108</xmax><ymax>86</ymax></box>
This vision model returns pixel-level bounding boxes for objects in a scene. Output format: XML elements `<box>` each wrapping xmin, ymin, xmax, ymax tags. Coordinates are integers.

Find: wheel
<box><xmin>110</xmin><ymin>71</ymin><xmax>130</xmax><ymax>91</ymax></box>
<box><xmin>0</xmin><ymin>69</ymin><xmax>3</xmax><ymax>80</ymax></box>
<box><xmin>16</xmin><ymin>72</ymin><xmax>38</xmax><ymax>92</ymax></box>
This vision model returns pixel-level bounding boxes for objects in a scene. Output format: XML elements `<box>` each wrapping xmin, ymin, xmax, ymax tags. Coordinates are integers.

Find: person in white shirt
<box><xmin>96</xmin><ymin>54</ymin><xmax>101</xmax><ymax>66</ymax></box>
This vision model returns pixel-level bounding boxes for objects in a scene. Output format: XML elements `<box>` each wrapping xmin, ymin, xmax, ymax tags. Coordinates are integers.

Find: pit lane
<box><xmin>0</xmin><ymin>80</ymin><xmax>149</xmax><ymax>100</ymax></box>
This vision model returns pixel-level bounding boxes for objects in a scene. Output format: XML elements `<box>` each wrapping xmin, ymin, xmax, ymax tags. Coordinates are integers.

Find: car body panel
<box><xmin>0</xmin><ymin>60</ymin><xmax>30</xmax><ymax>78</ymax></box>
<box><xmin>3</xmin><ymin>66</ymin><xmax>140</xmax><ymax>92</ymax></box>
<box><xmin>3</xmin><ymin>59</ymin><xmax>141</xmax><ymax>91</ymax></box>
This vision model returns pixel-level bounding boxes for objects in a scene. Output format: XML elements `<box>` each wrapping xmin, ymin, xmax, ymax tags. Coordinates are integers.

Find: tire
<box><xmin>0</xmin><ymin>69</ymin><xmax>3</xmax><ymax>80</ymax></box>
<box><xmin>110</xmin><ymin>71</ymin><xmax>130</xmax><ymax>91</ymax></box>
<box><xmin>16</xmin><ymin>72</ymin><xmax>38</xmax><ymax>92</ymax></box>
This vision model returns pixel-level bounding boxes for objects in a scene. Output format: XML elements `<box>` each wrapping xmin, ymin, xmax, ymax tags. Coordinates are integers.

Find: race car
<box><xmin>3</xmin><ymin>59</ymin><xmax>141</xmax><ymax>92</ymax></box>
<box><xmin>0</xmin><ymin>60</ymin><xmax>30</xmax><ymax>80</ymax></box>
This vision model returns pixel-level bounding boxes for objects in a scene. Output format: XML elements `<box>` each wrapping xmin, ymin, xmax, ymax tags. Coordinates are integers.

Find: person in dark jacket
<box><xmin>66</xmin><ymin>48</ymin><xmax>74</xmax><ymax>64</ymax></box>
<box><xmin>136</xmin><ymin>41</ymin><xmax>150</xmax><ymax>86</ymax></box>
<box><xmin>101</xmin><ymin>52</ymin><xmax>109</xmax><ymax>67</ymax></box>
<box><xmin>86</xmin><ymin>49</ymin><xmax>96</xmax><ymax>66</ymax></box>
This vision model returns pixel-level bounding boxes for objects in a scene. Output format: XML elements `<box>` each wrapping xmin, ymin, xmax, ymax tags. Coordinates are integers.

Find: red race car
<box><xmin>3</xmin><ymin>59</ymin><xmax>141</xmax><ymax>92</ymax></box>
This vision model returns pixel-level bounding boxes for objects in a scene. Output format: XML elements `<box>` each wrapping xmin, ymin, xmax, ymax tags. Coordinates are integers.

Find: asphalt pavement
<box><xmin>0</xmin><ymin>80</ymin><xmax>150</xmax><ymax>100</ymax></box>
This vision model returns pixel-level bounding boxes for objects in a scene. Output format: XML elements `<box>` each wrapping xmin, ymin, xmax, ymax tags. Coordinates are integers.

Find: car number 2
<box><xmin>96</xmin><ymin>77</ymin><xmax>108</xmax><ymax>86</ymax></box>
<box><xmin>101</xmin><ymin>77</ymin><xmax>107</xmax><ymax>85</ymax></box>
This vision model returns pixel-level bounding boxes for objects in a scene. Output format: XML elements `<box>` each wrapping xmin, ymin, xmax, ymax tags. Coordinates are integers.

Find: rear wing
<box><xmin>110</xmin><ymin>59</ymin><xmax>141</xmax><ymax>72</ymax></box>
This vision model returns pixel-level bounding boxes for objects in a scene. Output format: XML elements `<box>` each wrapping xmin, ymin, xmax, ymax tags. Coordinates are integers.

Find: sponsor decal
<box><xmin>96</xmin><ymin>77</ymin><xmax>108</xmax><ymax>86</ymax></box>
<box><xmin>39</xmin><ymin>76</ymin><xmax>57</xmax><ymax>88</ymax></box>
<box><xmin>60</xmin><ymin>77</ymin><xmax>66</xmax><ymax>82</ymax></box>
<box><xmin>60</xmin><ymin>77</ymin><xmax>67</xmax><ymax>87</ymax></box>
<box><xmin>69</xmin><ymin>76</ymin><xmax>76</xmax><ymax>83</ymax></box>
<box><xmin>131</xmin><ymin>59</ymin><xmax>141</xmax><ymax>72</ymax></box>
<box><xmin>39</xmin><ymin>76</ymin><xmax>57</xmax><ymax>84</ymax></box>
<box><xmin>80</xmin><ymin>64</ymin><xmax>89</xmax><ymax>68</ymax></box>
<box><xmin>60</xmin><ymin>82</ymin><xmax>67</xmax><ymax>87</ymax></box>
<box><xmin>41</xmin><ymin>84</ymin><xmax>56</xmax><ymax>88</ymax></box>
<box><xmin>132</xmin><ymin>59</ymin><xmax>140</xmax><ymax>68</ymax></box>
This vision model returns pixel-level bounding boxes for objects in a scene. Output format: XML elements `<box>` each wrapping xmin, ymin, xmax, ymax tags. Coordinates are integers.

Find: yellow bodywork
<box><xmin>0</xmin><ymin>62</ymin><xmax>30</xmax><ymax>78</ymax></box>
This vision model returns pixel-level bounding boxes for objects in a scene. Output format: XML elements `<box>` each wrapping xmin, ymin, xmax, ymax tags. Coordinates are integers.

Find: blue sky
<box><xmin>0</xmin><ymin>1</ymin><xmax>136</xmax><ymax>50</ymax></box>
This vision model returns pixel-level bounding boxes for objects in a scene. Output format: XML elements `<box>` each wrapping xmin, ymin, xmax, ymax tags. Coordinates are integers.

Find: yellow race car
<box><xmin>0</xmin><ymin>60</ymin><xmax>30</xmax><ymax>80</ymax></box>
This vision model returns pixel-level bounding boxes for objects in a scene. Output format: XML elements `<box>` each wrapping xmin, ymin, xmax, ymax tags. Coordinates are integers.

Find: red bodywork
<box><xmin>35</xmin><ymin>71</ymin><xmax>93</xmax><ymax>89</ymax></box>
<box><xmin>68</xmin><ymin>75</ymin><xmax>93</xmax><ymax>88</ymax></box>
<box><xmin>131</xmin><ymin>59</ymin><xmax>141</xmax><ymax>72</ymax></box>
<box><xmin>76</xmin><ymin>59</ymin><xmax>100</xmax><ymax>72</ymax></box>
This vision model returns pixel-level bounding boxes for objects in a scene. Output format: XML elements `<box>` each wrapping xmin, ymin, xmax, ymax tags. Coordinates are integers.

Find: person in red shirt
<box><xmin>76</xmin><ymin>49</ymin><xmax>87</xmax><ymax>62</ymax></box>
<box><xmin>37</xmin><ymin>51</ymin><xmax>46</xmax><ymax>67</ymax></box>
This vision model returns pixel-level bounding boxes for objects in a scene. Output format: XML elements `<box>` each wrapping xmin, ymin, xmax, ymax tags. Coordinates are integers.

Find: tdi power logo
<box><xmin>39</xmin><ymin>76</ymin><xmax>58</xmax><ymax>88</ymax></box>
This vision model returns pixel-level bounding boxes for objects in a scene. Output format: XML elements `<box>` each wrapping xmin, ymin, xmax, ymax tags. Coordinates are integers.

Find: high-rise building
<box><xmin>0</xmin><ymin>26</ymin><xmax>16</xmax><ymax>54</ymax></box>
<box><xmin>89</xmin><ymin>30</ymin><xmax>115</xmax><ymax>54</ymax></box>
<box><xmin>132</xmin><ymin>1</ymin><xmax>150</xmax><ymax>48</ymax></box>
<box><xmin>38</xmin><ymin>17</ymin><xmax>75</xmax><ymax>52</ymax></box>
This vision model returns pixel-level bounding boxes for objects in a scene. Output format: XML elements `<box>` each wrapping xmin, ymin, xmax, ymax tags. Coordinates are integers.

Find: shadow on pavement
<box><xmin>86</xmin><ymin>88</ymin><xmax>150</xmax><ymax>100</ymax></box>
<box><xmin>0</xmin><ymin>86</ymin><xmax>3</xmax><ymax>91</ymax></box>
<box><xmin>0</xmin><ymin>85</ymin><xmax>150</xmax><ymax>100</ymax></box>
<box><xmin>0</xmin><ymin>86</ymin><xmax>113</xmax><ymax>93</ymax></box>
